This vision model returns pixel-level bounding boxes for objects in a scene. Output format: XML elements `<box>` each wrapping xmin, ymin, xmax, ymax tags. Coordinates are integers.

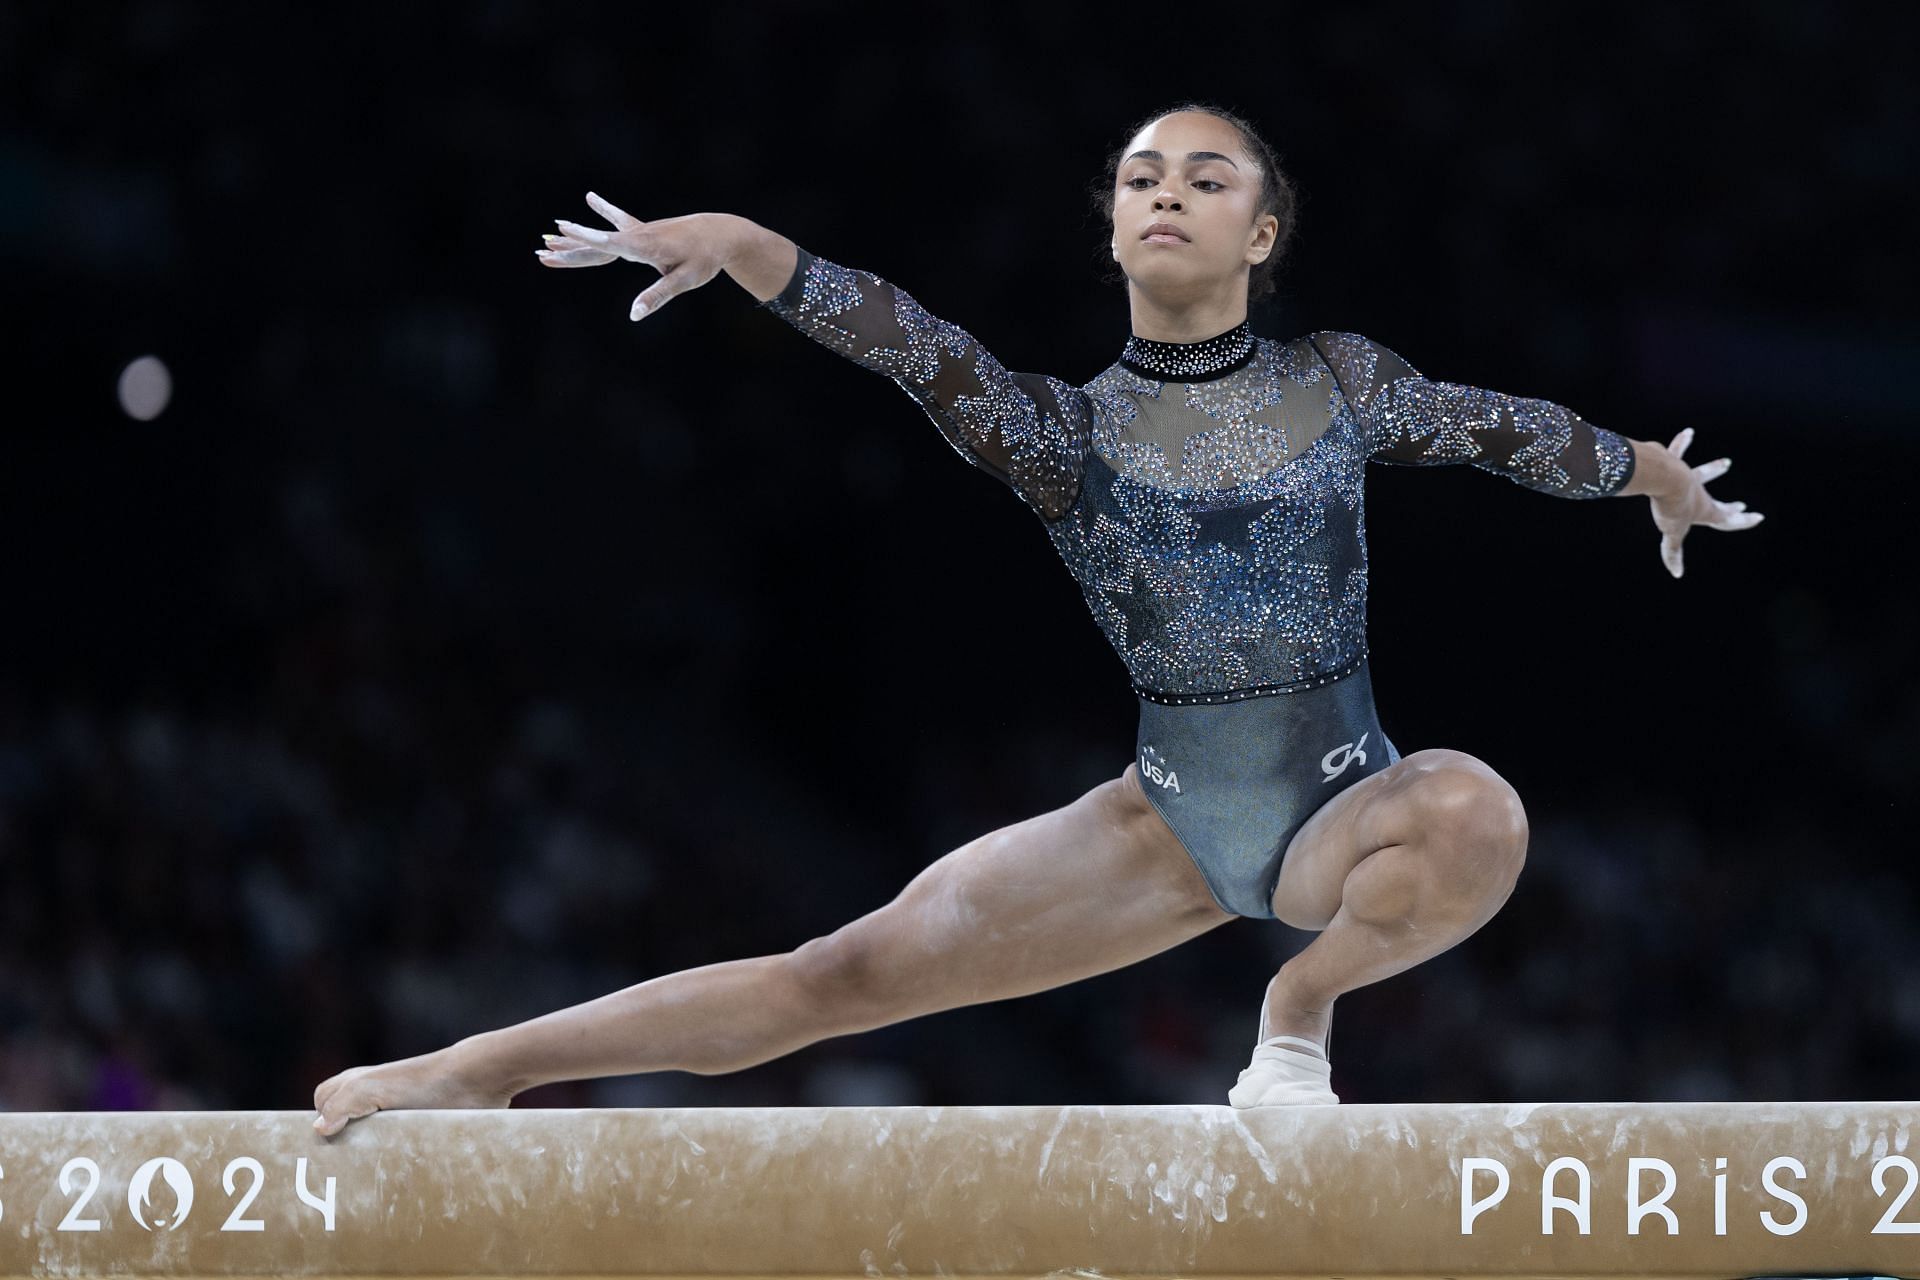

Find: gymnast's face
<box><xmin>1111</xmin><ymin>112</ymin><xmax>1275</xmax><ymax>310</ymax></box>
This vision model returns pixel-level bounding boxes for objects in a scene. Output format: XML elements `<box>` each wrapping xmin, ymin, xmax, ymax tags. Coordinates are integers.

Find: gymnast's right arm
<box><xmin>540</xmin><ymin>200</ymin><xmax>1089</xmax><ymax>521</ymax></box>
<box><xmin>730</xmin><ymin>220</ymin><xmax>1091</xmax><ymax>524</ymax></box>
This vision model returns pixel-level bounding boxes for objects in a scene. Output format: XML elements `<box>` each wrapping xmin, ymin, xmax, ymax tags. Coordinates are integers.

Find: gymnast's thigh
<box><xmin>1269</xmin><ymin>745</ymin><xmax>1523</xmax><ymax>930</ymax></box>
<box><xmin>1268</xmin><ymin>761</ymin><xmax>1407</xmax><ymax>930</ymax></box>
<box><xmin>792</xmin><ymin>766</ymin><xmax>1235</xmax><ymax>1024</ymax></box>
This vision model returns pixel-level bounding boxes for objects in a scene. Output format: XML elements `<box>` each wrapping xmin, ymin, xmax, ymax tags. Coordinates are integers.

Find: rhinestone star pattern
<box><xmin>761</xmin><ymin>248</ymin><xmax>1637</xmax><ymax>703</ymax></box>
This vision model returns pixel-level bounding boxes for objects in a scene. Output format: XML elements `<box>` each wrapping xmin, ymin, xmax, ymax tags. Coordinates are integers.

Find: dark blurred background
<box><xmin>1</xmin><ymin>1</ymin><xmax>1913</xmax><ymax>1113</ymax></box>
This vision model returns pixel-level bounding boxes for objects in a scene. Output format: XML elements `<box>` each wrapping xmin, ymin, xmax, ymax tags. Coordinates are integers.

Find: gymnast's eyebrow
<box><xmin>1124</xmin><ymin>150</ymin><xmax>1240</xmax><ymax>169</ymax></box>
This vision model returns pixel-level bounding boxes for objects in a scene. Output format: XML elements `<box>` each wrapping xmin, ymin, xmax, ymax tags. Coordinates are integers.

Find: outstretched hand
<box><xmin>535</xmin><ymin>192</ymin><xmax>735</xmax><ymax>322</ymax></box>
<box><xmin>1646</xmin><ymin>427</ymin><xmax>1765</xmax><ymax>579</ymax></box>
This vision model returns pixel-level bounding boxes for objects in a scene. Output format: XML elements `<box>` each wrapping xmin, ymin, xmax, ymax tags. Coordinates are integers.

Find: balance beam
<box><xmin>0</xmin><ymin>1103</ymin><xmax>1914</xmax><ymax>1277</ymax></box>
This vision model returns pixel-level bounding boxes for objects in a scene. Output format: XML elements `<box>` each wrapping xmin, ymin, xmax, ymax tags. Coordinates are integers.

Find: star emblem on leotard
<box><xmin>1102</xmin><ymin>561</ymin><xmax>1180</xmax><ymax>660</ymax></box>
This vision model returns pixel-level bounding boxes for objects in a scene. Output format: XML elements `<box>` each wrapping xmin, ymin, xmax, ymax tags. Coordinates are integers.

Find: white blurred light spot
<box><xmin>117</xmin><ymin>355</ymin><xmax>172</xmax><ymax>420</ymax></box>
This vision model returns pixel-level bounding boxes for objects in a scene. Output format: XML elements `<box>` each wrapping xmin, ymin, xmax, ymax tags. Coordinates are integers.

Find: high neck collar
<box><xmin>1117</xmin><ymin>320</ymin><xmax>1257</xmax><ymax>382</ymax></box>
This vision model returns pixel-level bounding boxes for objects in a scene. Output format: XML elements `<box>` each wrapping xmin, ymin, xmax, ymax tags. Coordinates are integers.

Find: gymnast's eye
<box><xmin>1124</xmin><ymin>177</ymin><xmax>1224</xmax><ymax>191</ymax></box>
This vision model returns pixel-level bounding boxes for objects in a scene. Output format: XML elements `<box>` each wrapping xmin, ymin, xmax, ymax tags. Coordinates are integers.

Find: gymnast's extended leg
<box><xmin>313</xmin><ymin>764</ymin><xmax>1233</xmax><ymax>1132</ymax></box>
<box><xmin>1252</xmin><ymin>748</ymin><xmax>1531</xmax><ymax>1069</ymax></box>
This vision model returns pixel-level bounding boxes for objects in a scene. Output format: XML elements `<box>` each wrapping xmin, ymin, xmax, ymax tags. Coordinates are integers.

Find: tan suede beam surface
<box><xmin>0</xmin><ymin>1104</ymin><xmax>1914</xmax><ymax>1277</ymax></box>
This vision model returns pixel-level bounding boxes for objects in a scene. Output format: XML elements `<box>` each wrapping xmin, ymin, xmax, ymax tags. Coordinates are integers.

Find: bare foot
<box><xmin>312</xmin><ymin>1046</ymin><xmax>514</xmax><ymax>1138</ymax></box>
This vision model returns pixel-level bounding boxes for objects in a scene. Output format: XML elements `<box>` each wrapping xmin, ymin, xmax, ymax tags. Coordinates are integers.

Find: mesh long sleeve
<box><xmin>759</xmin><ymin>247</ymin><xmax>1090</xmax><ymax>522</ymax></box>
<box><xmin>1310</xmin><ymin>330</ymin><xmax>1635</xmax><ymax>499</ymax></box>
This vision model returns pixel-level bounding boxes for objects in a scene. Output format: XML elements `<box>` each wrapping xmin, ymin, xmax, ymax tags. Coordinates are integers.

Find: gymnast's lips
<box><xmin>1142</xmin><ymin>222</ymin><xmax>1190</xmax><ymax>243</ymax></box>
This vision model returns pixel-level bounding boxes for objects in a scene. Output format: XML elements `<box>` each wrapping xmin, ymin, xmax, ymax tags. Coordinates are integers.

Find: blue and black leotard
<box><xmin>758</xmin><ymin>246</ymin><xmax>1636</xmax><ymax>919</ymax></box>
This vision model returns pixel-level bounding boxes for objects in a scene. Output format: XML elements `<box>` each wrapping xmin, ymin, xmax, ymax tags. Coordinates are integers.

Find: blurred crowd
<box><xmin>2</xmin><ymin>668</ymin><xmax>1915</xmax><ymax>1111</ymax></box>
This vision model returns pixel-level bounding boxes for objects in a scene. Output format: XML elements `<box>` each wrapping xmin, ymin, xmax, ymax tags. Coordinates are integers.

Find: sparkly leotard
<box><xmin>759</xmin><ymin>246</ymin><xmax>1635</xmax><ymax>918</ymax></box>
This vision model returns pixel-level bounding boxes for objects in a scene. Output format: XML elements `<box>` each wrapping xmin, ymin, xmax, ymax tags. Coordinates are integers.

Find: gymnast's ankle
<box><xmin>1258</xmin><ymin>1033</ymin><xmax>1326</xmax><ymax>1061</ymax></box>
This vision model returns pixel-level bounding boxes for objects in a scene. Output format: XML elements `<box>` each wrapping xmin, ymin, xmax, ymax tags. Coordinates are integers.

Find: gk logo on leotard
<box><xmin>1321</xmin><ymin>732</ymin><xmax>1370</xmax><ymax>783</ymax></box>
<box><xmin>1139</xmin><ymin>744</ymin><xmax>1181</xmax><ymax>794</ymax></box>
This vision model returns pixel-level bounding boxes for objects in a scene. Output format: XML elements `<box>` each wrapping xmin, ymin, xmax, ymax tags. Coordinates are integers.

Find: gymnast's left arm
<box><xmin>1312</xmin><ymin>330</ymin><xmax>1765</xmax><ymax>579</ymax></box>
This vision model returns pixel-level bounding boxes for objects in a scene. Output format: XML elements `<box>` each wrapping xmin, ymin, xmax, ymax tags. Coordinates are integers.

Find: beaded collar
<box><xmin>1117</xmin><ymin>320</ymin><xmax>1257</xmax><ymax>383</ymax></box>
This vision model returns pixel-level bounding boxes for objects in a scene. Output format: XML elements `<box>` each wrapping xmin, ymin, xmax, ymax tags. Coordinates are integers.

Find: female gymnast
<box><xmin>312</xmin><ymin>103</ymin><xmax>1761</xmax><ymax>1136</ymax></box>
